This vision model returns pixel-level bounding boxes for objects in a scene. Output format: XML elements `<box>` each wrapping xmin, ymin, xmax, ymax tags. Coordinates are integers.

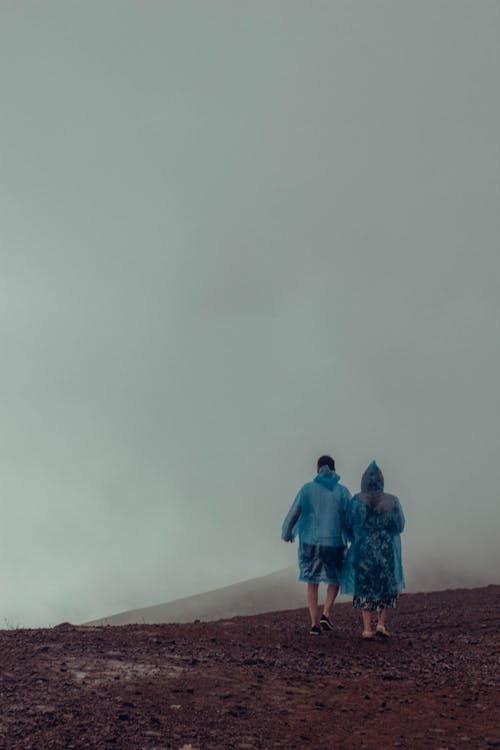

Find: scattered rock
<box><xmin>0</xmin><ymin>585</ymin><xmax>496</xmax><ymax>749</ymax></box>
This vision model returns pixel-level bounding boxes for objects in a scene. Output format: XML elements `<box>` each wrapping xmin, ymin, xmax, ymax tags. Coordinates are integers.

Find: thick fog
<box><xmin>0</xmin><ymin>1</ymin><xmax>499</xmax><ymax>627</ymax></box>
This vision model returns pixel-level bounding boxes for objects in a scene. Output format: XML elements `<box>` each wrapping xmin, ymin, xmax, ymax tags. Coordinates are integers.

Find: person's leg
<box><xmin>375</xmin><ymin>607</ymin><xmax>391</xmax><ymax>637</ymax></box>
<box><xmin>361</xmin><ymin>609</ymin><xmax>373</xmax><ymax>635</ymax></box>
<box><xmin>322</xmin><ymin>584</ymin><xmax>339</xmax><ymax>618</ymax></box>
<box><xmin>307</xmin><ymin>583</ymin><xmax>320</xmax><ymax>627</ymax></box>
<box><xmin>377</xmin><ymin>607</ymin><xmax>387</xmax><ymax>629</ymax></box>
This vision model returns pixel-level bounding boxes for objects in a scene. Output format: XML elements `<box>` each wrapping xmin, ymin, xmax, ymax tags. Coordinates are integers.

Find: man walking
<box><xmin>282</xmin><ymin>455</ymin><xmax>351</xmax><ymax>634</ymax></box>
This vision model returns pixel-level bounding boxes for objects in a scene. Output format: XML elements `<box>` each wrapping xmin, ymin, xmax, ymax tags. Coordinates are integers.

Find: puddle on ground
<box><xmin>55</xmin><ymin>657</ymin><xmax>184</xmax><ymax>686</ymax></box>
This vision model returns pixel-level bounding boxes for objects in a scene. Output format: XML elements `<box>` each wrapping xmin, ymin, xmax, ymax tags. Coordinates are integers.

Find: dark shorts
<box><xmin>299</xmin><ymin>544</ymin><xmax>345</xmax><ymax>584</ymax></box>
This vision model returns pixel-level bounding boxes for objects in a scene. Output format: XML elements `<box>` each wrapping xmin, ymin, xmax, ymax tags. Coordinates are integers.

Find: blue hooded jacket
<box><xmin>282</xmin><ymin>466</ymin><xmax>352</xmax><ymax>583</ymax></box>
<box><xmin>341</xmin><ymin>461</ymin><xmax>405</xmax><ymax>596</ymax></box>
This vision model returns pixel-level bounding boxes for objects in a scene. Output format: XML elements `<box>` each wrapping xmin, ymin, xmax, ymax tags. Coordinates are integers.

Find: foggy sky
<box><xmin>0</xmin><ymin>1</ymin><xmax>499</xmax><ymax>627</ymax></box>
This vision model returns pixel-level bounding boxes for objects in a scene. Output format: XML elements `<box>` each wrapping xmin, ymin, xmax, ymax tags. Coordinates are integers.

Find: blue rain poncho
<box><xmin>282</xmin><ymin>467</ymin><xmax>352</xmax><ymax>584</ymax></box>
<box><xmin>341</xmin><ymin>462</ymin><xmax>405</xmax><ymax>608</ymax></box>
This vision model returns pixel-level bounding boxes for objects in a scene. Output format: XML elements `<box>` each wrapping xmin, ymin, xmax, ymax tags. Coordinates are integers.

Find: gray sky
<box><xmin>0</xmin><ymin>1</ymin><xmax>499</xmax><ymax>627</ymax></box>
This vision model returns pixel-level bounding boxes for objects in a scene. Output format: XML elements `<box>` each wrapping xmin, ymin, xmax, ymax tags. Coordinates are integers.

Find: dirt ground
<box><xmin>0</xmin><ymin>586</ymin><xmax>498</xmax><ymax>749</ymax></box>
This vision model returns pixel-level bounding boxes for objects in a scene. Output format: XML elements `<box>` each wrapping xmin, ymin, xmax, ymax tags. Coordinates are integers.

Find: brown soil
<box><xmin>0</xmin><ymin>586</ymin><xmax>498</xmax><ymax>750</ymax></box>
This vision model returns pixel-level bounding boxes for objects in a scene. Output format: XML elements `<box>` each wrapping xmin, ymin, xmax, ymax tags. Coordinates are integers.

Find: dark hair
<box><xmin>317</xmin><ymin>455</ymin><xmax>335</xmax><ymax>471</ymax></box>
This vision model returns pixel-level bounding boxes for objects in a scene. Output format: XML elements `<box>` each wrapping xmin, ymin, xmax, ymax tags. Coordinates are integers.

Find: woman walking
<box><xmin>342</xmin><ymin>461</ymin><xmax>405</xmax><ymax>639</ymax></box>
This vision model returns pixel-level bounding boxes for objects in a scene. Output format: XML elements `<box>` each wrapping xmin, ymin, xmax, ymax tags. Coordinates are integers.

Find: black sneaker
<box><xmin>309</xmin><ymin>625</ymin><xmax>321</xmax><ymax>635</ymax></box>
<box><xmin>320</xmin><ymin>614</ymin><xmax>334</xmax><ymax>631</ymax></box>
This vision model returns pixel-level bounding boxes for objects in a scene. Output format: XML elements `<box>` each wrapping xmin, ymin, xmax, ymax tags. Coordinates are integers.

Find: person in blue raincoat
<box><xmin>342</xmin><ymin>461</ymin><xmax>405</xmax><ymax>639</ymax></box>
<box><xmin>282</xmin><ymin>455</ymin><xmax>351</xmax><ymax>635</ymax></box>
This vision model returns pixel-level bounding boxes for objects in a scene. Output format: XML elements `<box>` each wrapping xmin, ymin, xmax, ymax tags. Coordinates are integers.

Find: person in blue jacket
<box><xmin>282</xmin><ymin>455</ymin><xmax>351</xmax><ymax>635</ymax></box>
<box><xmin>342</xmin><ymin>461</ymin><xmax>405</xmax><ymax>639</ymax></box>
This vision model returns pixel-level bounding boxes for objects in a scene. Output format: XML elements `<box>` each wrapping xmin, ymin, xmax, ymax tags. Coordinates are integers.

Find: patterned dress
<box><xmin>341</xmin><ymin>462</ymin><xmax>405</xmax><ymax>611</ymax></box>
<box><xmin>352</xmin><ymin>504</ymin><xmax>398</xmax><ymax>611</ymax></box>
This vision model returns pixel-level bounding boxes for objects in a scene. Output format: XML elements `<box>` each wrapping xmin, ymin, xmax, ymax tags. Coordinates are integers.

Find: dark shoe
<box><xmin>309</xmin><ymin>625</ymin><xmax>321</xmax><ymax>635</ymax></box>
<box><xmin>320</xmin><ymin>614</ymin><xmax>334</xmax><ymax>631</ymax></box>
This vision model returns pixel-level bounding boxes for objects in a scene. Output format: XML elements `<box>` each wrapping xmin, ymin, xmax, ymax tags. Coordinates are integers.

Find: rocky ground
<box><xmin>0</xmin><ymin>586</ymin><xmax>498</xmax><ymax>749</ymax></box>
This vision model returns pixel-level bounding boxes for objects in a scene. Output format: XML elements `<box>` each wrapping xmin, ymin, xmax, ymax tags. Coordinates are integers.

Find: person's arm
<box><xmin>391</xmin><ymin>498</ymin><xmax>405</xmax><ymax>534</ymax></box>
<box><xmin>281</xmin><ymin>490</ymin><xmax>303</xmax><ymax>542</ymax></box>
<box><xmin>342</xmin><ymin>488</ymin><xmax>353</xmax><ymax>545</ymax></box>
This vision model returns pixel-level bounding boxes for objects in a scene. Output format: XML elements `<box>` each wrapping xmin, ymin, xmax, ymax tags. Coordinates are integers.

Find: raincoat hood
<box><xmin>361</xmin><ymin>461</ymin><xmax>384</xmax><ymax>494</ymax></box>
<box><xmin>314</xmin><ymin>465</ymin><xmax>341</xmax><ymax>491</ymax></box>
